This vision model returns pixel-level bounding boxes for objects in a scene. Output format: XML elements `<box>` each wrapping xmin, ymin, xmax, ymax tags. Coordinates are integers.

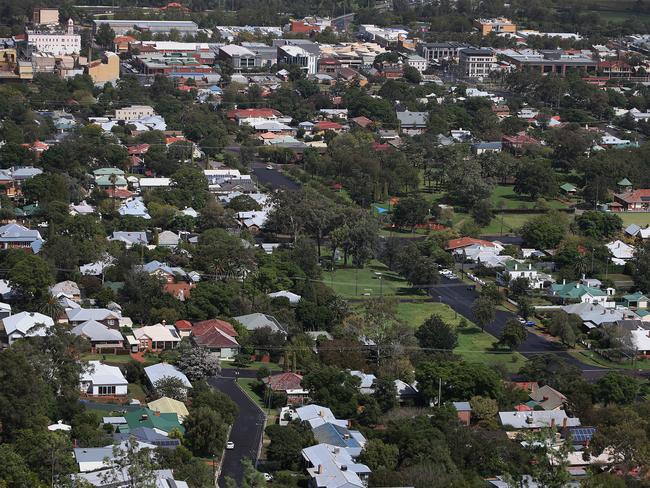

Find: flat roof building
<box><xmin>93</xmin><ymin>19</ymin><xmax>198</xmax><ymax>36</ymax></box>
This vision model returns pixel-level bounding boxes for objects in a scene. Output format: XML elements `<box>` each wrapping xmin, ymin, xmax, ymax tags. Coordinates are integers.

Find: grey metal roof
<box><xmin>144</xmin><ymin>363</ymin><xmax>192</xmax><ymax>388</ymax></box>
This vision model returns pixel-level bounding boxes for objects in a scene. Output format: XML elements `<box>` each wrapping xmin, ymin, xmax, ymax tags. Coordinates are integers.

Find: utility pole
<box><xmin>438</xmin><ymin>377</ymin><xmax>442</xmax><ymax>407</ymax></box>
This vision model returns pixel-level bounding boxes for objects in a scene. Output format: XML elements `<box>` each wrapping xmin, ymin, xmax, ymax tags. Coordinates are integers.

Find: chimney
<box><xmin>155</xmin><ymin>411</ymin><xmax>161</xmax><ymax>416</ymax></box>
<box><xmin>514</xmin><ymin>263</ymin><xmax>518</xmax><ymax>270</ymax></box>
<box><xmin>318</xmin><ymin>464</ymin><xmax>324</xmax><ymax>474</ymax></box>
<box><xmin>528</xmin><ymin>263</ymin><xmax>532</xmax><ymax>270</ymax></box>
<box><xmin>562</xmin><ymin>417</ymin><xmax>568</xmax><ymax>429</ymax></box>
<box><xmin>563</xmin><ymin>279</ymin><xmax>566</xmax><ymax>285</ymax></box>
<box><xmin>550</xmin><ymin>417</ymin><xmax>556</xmax><ymax>428</ymax></box>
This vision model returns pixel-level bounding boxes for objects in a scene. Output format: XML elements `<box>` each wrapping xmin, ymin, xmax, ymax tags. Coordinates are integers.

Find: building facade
<box><xmin>459</xmin><ymin>48</ymin><xmax>496</xmax><ymax>78</ymax></box>
<box><xmin>27</xmin><ymin>19</ymin><xmax>81</xmax><ymax>56</ymax></box>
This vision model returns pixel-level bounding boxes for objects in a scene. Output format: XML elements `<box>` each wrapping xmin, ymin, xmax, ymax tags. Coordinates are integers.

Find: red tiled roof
<box><xmin>615</xmin><ymin>189</ymin><xmax>650</xmax><ymax>204</ymax></box>
<box><xmin>105</xmin><ymin>188</ymin><xmax>134</xmax><ymax>199</ymax></box>
<box><xmin>193</xmin><ymin>327</ymin><xmax>239</xmax><ymax>348</ymax></box>
<box><xmin>316</xmin><ymin>121</ymin><xmax>343</xmax><ymax>131</ymax></box>
<box><xmin>445</xmin><ymin>237</ymin><xmax>497</xmax><ymax>251</ymax></box>
<box><xmin>193</xmin><ymin>319</ymin><xmax>238</xmax><ymax>337</ymax></box>
<box><xmin>351</xmin><ymin>116</ymin><xmax>373</xmax><ymax>128</ymax></box>
<box><xmin>114</xmin><ymin>35</ymin><xmax>136</xmax><ymax>43</ymax></box>
<box><xmin>128</xmin><ymin>143</ymin><xmax>150</xmax><ymax>155</ymax></box>
<box><xmin>166</xmin><ymin>136</ymin><xmax>187</xmax><ymax>145</ymax></box>
<box><xmin>502</xmin><ymin>133</ymin><xmax>540</xmax><ymax>145</ymax></box>
<box><xmin>175</xmin><ymin>320</ymin><xmax>193</xmax><ymax>330</ymax></box>
<box><xmin>263</xmin><ymin>372</ymin><xmax>304</xmax><ymax>391</ymax></box>
<box><xmin>515</xmin><ymin>404</ymin><xmax>533</xmax><ymax>411</ymax></box>
<box><xmin>163</xmin><ymin>283</ymin><xmax>194</xmax><ymax>299</ymax></box>
<box><xmin>227</xmin><ymin>108</ymin><xmax>282</xmax><ymax>120</ymax></box>
<box><xmin>372</xmin><ymin>142</ymin><xmax>390</xmax><ymax>152</ymax></box>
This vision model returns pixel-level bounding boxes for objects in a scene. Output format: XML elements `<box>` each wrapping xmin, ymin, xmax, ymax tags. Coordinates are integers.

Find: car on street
<box><xmin>226</xmin><ymin>441</ymin><xmax>235</xmax><ymax>450</ymax></box>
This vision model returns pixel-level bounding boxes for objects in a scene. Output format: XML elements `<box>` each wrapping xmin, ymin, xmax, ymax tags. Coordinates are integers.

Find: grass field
<box><xmin>490</xmin><ymin>186</ymin><xmax>566</xmax><ymax>210</ymax></box>
<box><xmin>396</xmin><ymin>301</ymin><xmax>526</xmax><ymax>374</ymax></box>
<box><xmin>619</xmin><ymin>213</ymin><xmax>650</xmax><ymax>226</ymax></box>
<box><xmin>81</xmin><ymin>353</ymin><xmax>133</xmax><ymax>364</ymax></box>
<box><xmin>327</xmin><ymin>260</ymin><xmax>427</xmax><ymax>299</ymax></box>
<box><xmin>235</xmin><ymin>361</ymin><xmax>282</xmax><ymax>372</ymax></box>
<box><xmin>238</xmin><ymin>378</ymin><xmax>278</xmax><ymax>424</ymax></box>
<box><xmin>128</xmin><ymin>383</ymin><xmax>146</xmax><ymax>402</ymax></box>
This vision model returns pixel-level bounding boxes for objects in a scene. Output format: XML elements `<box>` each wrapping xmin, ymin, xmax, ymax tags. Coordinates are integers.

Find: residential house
<box><xmin>295</xmin><ymin>404</ymin><xmax>348</xmax><ymax>429</ymax></box>
<box><xmin>79</xmin><ymin>360</ymin><xmax>128</xmax><ymax>398</ymax></box>
<box><xmin>472</xmin><ymin>141</ymin><xmax>502</xmax><ymax>154</ymax></box>
<box><xmin>302</xmin><ymin>443</ymin><xmax>371</xmax><ymax>488</ymax></box>
<box><xmin>0</xmin><ymin>311</ymin><xmax>54</xmax><ymax>345</ymax></box>
<box><xmin>71</xmin><ymin>320</ymin><xmax>124</xmax><ymax>353</ymax></box>
<box><xmin>350</xmin><ymin>370</ymin><xmax>377</xmax><ymax>395</ymax></box>
<box><xmin>560</xmin><ymin>182</ymin><xmax>577</xmax><ymax>195</ymax></box>
<box><xmin>562</xmin><ymin>302</ymin><xmax>637</xmax><ymax>330</ymax></box>
<box><xmin>233</xmin><ymin>312</ymin><xmax>287</xmax><ymax>335</ymax></box>
<box><xmin>612</xmin><ymin>189</ymin><xmax>650</xmax><ymax>212</ymax></box>
<box><xmin>69</xmin><ymin>201</ymin><xmax>95</xmax><ymax>216</ymax></box>
<box><xmin>622</xmin><ymin>291</ymin><xmax>649</xmax><ymax>309</ymax></box>
<box><xmin>502</xmin><ymin>132</ymin><xmax>541</xmax><ymax>154</ymax></box>
<box><xmin>528</xmin><ymin>385</ymin><xmax>567</xmax><ymax>410</ymax></box>
<box><xmin>606</xmin><ymin>240</ymin><xmax>635</xmax><ymax>265</ymax></box>
<box><xmin>268</xmin><ymin>290</ymin><xmax>302</xmax><ymax>304</ymax></box>
<box><xmin>191</xmin><ymin>319</ymin><xmax>240</xmax><ymax>359</ymax></box>
<box><xmin>497</xmin><ymin>261</ymin><xmax>553</xmax><ymax>290</ymax></box>
<box><xmin>446</xmin><ymin>236</ymin><xmax>503</xmax><ymax>252</ymax></box>
<box><xmin>138</xmin><ymin>261</ymin><xmax>189</xmax><ymax>284</ymax></box>
<box><xmin>110</xmin><ymin>231</ymin><xmax>149</xmax><ymax>248</ymax></box>
<box><xmin>133</xmin><ymin>324</ymin><xmax>181</xmax><ymax>351</ymax></box>
<box><xmin>624</xmin><ymin>224</ymin><xmax>650</xmax><ymax>240</ymax></box>
<box><xmin>0</xmin><ymin>223</ymin><xmax>44</xmax><ymax>253</ymax></box>
<box><xmin>75</xmin><ymin>468</ymin><xmax>187</xmax><ymax>487</ymax></box>
<box><xmin>550</xmin><ymin>281</ymin><xmax>615</xmax><ymax>306</ymax></box>
<box><xmin>174</xmin><ymin>320</ymin><xmax>193</xmax><ymax>338</ymax></box>
<box><xmin>124</xmin><ymin>407</ymin><xmax>185</xmax><ymax>436</ymax></box>
<box><xmin>147</xmin><ymin>396</ymin><xmax>189</xmax><ymax>422</ymax></box>
<box><xmin>499</xmin><ymin>410</ymin><xmax>581</xmax><ymax>430</ymax></box>
<box><xmin>144</xmin><ymin>363</ymin><xmax>192</xmax><ymax>391</ymax></box>
<box><xmin>66</xmin><ymin>308</ymin><xmax>121</xmax><ymax>327</ymax></box>
<box><xmin>50</xmin><ymin>280</ymin><xmax>81</xmax><ymax>301</ymax></box>
<box><xmin>118</xmin><ymin>197</ymin><xmax>151</xmax><ymax>219</ymax></box>
<box><xmin>263</xmin><ymin>372</ymin><xmax>309</xmax><ymax>405</ymax></box>
<box><xmin>312</xmin><ymin>422</ymin><xmax>367</xmax><ymax>458</ymax></box>
<box><xmin>73</xmin><ymin>440</ymin><xmax>157</xmax><ymax>472</ymax></box>
<box><xmin>157</xmin><ymin>230</ymin><xmax>180</xmax><ymax>248</ymax></box>
<box><xmin>112</xmin><ymin>427</ymin><xmax>181</xmax><ymax>450</ymax></box>
<box><xmin>396</xmin><ymin>110</ymin><xmax>428</xmax><ymax>135</ymax></box>
<box><xmin>452</xmin><ymin>401</ymin><xmax>472</xmax><ymax>426</ymax></box>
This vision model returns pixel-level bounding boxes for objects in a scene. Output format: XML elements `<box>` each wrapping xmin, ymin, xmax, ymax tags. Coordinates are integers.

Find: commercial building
<box><xmin>27</xmin><ymin>19</ymin><xmax>81</xmax><ymax>56</ymax></box>
<box><xmin>87</xmin><ymin>51</ymin><xmax>120</xmax><ymax>85</ymax></box>
<box><xmin>93</xmin><ymin>19</ymin><xmax>199</xmax><ymax>36</ymax></box>
<box><xmin>417</xmin><ymin>42</ymin><xmax>471</xmax><ymax>63</ymax></box>
<box><xmin>500</xmin><ymin>49</ymin><xmax>597</xmax><ymax>76</ymax></box>
<box><xmin>277</xmin><ymin>44</ymin><xmax>318</xmax><ymax>74</ymax></box>
<box><xmin>218</xmin><ymin>44</ymin><xmax>277</xmax><ymax>70</ymax></box>
<box><xmin>115</xmin><ymin>105</ymin><xmax>155</xmax><ymax>121</ymax></box>
<box><xmin>473</xmin><ymin>17</ymin><xmax>517</xmax><ymax>36</ymax></box>
<box><xmin>459</xmin><ymin>48</ymin><xmax>496</xmax><ymax>78</ymax></box>
<box><xmin>32</xmin><ymin>8</ymin><xmax>60</xmax><ymax>25</ymax></box>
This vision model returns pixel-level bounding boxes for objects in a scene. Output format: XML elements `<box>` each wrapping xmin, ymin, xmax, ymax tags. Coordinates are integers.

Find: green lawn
<box><xmin>81</xmin><ymin>353</ymin><xmax>133</xmax><ymax>364</ymax></box>
<box><xmin>128</xmin><ymin>383</ymin><xmax>146</xmax><ymax>402</ymax></box>
<box><xmin>571</xmin><ymin>349</ymin><xmax>650</xmax><ymax>371</ymax></box>
<box><xmin>238</xmin><ymin>378</ymin><xmax>278</xmax><ymax>424</ymax></box>
<box><xmin>236</xmin><ymin>361</ymin><xmax>282</xmax><ymax>372</ymax></box>
<box><xmin>619</xmin><ymin>213</ymin><xmax>650</xmax><ymax>227</ymax></box>
<box><xmin>454</xmin><ymin>211</ymin><xmax>546</xmax><ymax>236</ymax></box>
<box><xmin>396</xmin><ymin>301</ymin><xmax>526</xmax><ymax>373</ymax></box>
<box><xmin>490</xmin><ymin>186</ymin><xmax>566</xmax><ymax>210</ymax></box>
<box><xmin>327</xmin><ymin>260</ymin><xmax>427</xmax><ymax>299</ymax></box>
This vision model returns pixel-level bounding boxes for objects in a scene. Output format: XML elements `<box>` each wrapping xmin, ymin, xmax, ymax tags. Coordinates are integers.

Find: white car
<box><xmin>226</xmin><ymin>441</ymin><xmax>235</xmax><ymax>450</ymax></box>
<box><xmin>263</xmin><ymin>473</ymin><xmax>273</xmax><ymax>481</ymax></box>
<box><xmin>266</xmin><ymin>164</ymin><xmax>273</xmax><ymax>170</ymax></box>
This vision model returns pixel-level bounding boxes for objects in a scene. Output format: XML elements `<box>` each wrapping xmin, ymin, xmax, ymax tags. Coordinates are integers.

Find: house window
<box><xmin>98</xmin><ymin>385</ymin><xmax>116</xmax><ymax>396</ymax></box>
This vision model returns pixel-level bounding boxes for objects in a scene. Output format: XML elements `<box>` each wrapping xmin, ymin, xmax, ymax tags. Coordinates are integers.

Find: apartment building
<box><xmin>417</xmin><ymin>42</ymin><xmax>470</xmax><ymax>63</ymax></box>
<box><xmin>27</xmin><ymin>19</ymin><xmax>81</xmax><ymax>56</ymax></box>
<box><xmin>114</xmin><ymin>105</ymin><xmax>155</xmax><ymax>121</ymax></box>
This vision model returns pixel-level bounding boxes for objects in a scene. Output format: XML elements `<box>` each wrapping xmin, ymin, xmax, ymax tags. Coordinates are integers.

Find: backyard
<box><xmin>396</xmin><ymin>300</ymin><xmax>527</xmax><ymax>374</ymax></box>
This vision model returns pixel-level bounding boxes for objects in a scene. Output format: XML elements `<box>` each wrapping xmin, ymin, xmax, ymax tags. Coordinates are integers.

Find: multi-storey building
<box><xmin>27</xmin><ymin>19</ymin><xmax>81</xmax><ymax>56</ymax></box>
<box><xmin>459</xmin><ymin>48</ymin><xmax>496</xmax><ymax>78</ymax></box>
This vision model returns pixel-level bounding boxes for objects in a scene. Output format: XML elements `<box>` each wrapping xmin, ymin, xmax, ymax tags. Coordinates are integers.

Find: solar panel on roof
<box><xmin>564</xmin><ymin>427</ymin><xmax>595</xmax><ymax>442</ymax></box>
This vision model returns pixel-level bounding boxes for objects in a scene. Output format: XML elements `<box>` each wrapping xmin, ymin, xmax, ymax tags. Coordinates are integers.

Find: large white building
<box><xmin>114</xmin><ymin>105</ymin><xmax>156</xmax><ymax>121</ymax></box>
<box><xmin>27</xmin><ymin>19</ymin><xmax>81</xmax><ymax>56</ymax></box>
<box><xmin>459</xmin><ymin>47</ymin><xmax>496</xmax><ymax>79</ymax></box>
<box><xmin>277</xmin><ymin>45</ymin><xmax>318</xmax><ymax>74</ymax></box>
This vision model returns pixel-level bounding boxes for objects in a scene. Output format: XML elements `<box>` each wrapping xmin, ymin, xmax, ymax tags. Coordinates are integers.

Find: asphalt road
<box><xmin>208</xmin><ymin>376</ymin><xmax>266</xmax><ymax>487</ymax></box>
<box><xmin>251</xmin><ymin>163</ymin><xmax>300</xmax><ymax>191</ymax></box>
<box><xmin>430</xmin><ymin>278</ymin><xmax>609</xmax><ymax>381</ymax></box>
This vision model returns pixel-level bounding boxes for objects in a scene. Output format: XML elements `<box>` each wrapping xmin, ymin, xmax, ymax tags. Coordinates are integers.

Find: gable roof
<box><xmin>144</xmin><ymin>363</ymin><xmax>192</xmax><ymax>388</ymax></box>
<box><xmin>72</xmin><ymin>320</ymin><xmax>123</xmax><ymax>342</ymax></box>
<box><xmin>81</xmin><ymin>361</ymin><xmax>128</xmax><ymax>386</ymax></box>
<box><xmin>66</xmin><ymin>308</ymin><xmax>120</xmax><ymax>322</ymax></box>
<box><xmin>233</xmin><ymin>312</ymin><xmax>286</xmax><ymax>334</ymax></box>
<box><xmin>263</xmin><ymin>372</ymin><xmax>304</xmax><ymax>391</ymax></box>
<box><xmin>529</xmin><ymin>385</ymin><xmax>567</xmax><ymax>410</ymax></box>
<box><xmin>192</xmin><ymin>327</ymin><xmax>239</xmax><ymax>349</ymax></box>
<box><xmin>147</xmin><ymin>396</ymin><xmax>189</xmax><ymax>420</ymax></box>
<box><xmin>134</xmin><ymin>324</ymin><xmax>181</xmax><ymax>343</ymax></box>
<box><xmin>2</xmin><ymin>311</ymin><xmax>54</xmax><ymax>337</ymax></box>
<box><xmin>446</xmin><ymin>237</ymin><xmax>497</xmax><ymax>251</ymax></box>
<box><xmin>124</xmin><ymin>407</ymin><xmax>184</xmax><ymax>434</ymax></box>
<box><xmin>551</xmin><ymin>282</ymin><xmax>606</xmax><ymax>299</ymax></box>
<box><xmin>192</xmin><ymin>318</ymin><xmax>238</xmax><ymax>337</ymax></box>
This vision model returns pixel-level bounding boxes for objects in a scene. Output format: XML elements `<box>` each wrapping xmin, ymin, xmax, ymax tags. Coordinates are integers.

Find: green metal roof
<box><xmin>560</xmin><ymin>183</ymin><xmax>576</xmax><ymax>192</ymax></box>
<box><xmin>618</xmin><ymin>178</ymin><xmax>632</xmax><ymax>186</ymax></box>
<box><xmin>124</xmin><ymin>407</ymin><xmax>184</xmax><ymax>435</ymax></box>
<box><xmin>551</xmin><ymin>282</ymin><xmax>606</xmax><ymax>299</ymax></box>
<box><xmin>93</xmin><ymin>167</ymin><xmax>125</xmax><ymax>176</ymax></box>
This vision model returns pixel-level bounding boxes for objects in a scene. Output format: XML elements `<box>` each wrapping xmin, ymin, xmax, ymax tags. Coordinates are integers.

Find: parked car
<box><xmin>263</xmin><ymin>473</ymin><xmax>273</xmax><ymax>482</ymax></box>
<box><xmin>226</xmin><ymin>441</ymin><xmax>235</xmax><ymax>450</ymax></box>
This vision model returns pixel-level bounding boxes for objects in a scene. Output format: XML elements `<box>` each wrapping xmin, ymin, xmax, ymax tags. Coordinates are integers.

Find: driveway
<box><xmin>208</xmin><ymin>376</ymin><xmax>266</xmax><ymax>487</ymax></box>
<box><xmin>251</xmin><ymin>163</ymin><xmax>300</xmax><ymax>191</ymax></box>
<box><xmin>430</xmin><ymin>279</ymin><xmax>609</xmax><ymax>381</ymax></box>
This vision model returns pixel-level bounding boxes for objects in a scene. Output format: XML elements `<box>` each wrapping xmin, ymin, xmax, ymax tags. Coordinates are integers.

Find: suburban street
<box><xmin>430</xmin><ymin>278</ymin><xmax>610</xmax><ymax>380</ymax></box>
<box><xmin>251</xmin><ymin>162</ymin><xmax>300</xmax><ymax>191</ymax></box>
<box><xmin>208</xmin><ymin>375</ymin><xmax>266</xmax><ymax>487</ymax></box>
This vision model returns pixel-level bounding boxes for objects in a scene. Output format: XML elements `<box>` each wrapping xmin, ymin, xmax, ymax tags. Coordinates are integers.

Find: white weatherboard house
<box><xmin>80</xmin><ymin>360</ymin><xmax>128</xmax><ymax>397</ymax></box>
<box><xmin>0</xmin><ymin>311</ymin><xmax>54</xmax><ymax>345</ymax></box>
